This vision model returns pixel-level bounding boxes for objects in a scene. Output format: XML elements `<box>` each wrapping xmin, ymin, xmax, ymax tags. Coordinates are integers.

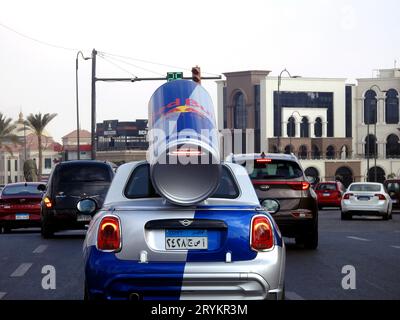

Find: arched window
<box><xmin>340</xmin><ymin>145</ymin><xmax>350</xmax><ymax>159</ymax></box>
<box><xmin>386</xmin><ymin>134</ymin><xmax>400</xmax><ymax>158</ymax></box>
<box><xmin>312</xmin><ymin>144</ymin><xmax>321</xmax><ymax>159</ymax></box>
<box><xmin>300</xmin><ymin>117</ymin><xmax>309</xmax><ymax>138</ymax></box>
<box><xmin>233</xmin><ymin>92</ymin><xmax>246</xmax><ymax>129</ymax></box>
<box><xmin>364</xmin><ymin>90</ymin><xmax>377</xmax><ymax>124</ymax></box>
<box><xmin>335</xmin><ymin>166</ymin><xmax>353</xmax><ymax>187</ymax></box>
<box><xmin>385</xmin><ymin>89</ymin><xmax>399</xmax><ymax>124</ymax></box>
<box><xmin>287</xmin><ymin>116</ymin><xmax>295</xmax><ymax>137</ymax></box>
<box><xmin>326</xmin><ymin>145</ymin><xmax>335</xmax><ymax>159</ymax></box>
<box><xmin>314</xmin><ymin>117</ymin><xmax>322</xmax><ymax>137</ymax></box>
<box><xmin>365</xmin><ymin>134</ymin><xmax>377</xmax><ymax>158</ymax></box>
<box><xmin>284</xmin><ymin>145</ymin><xmax>294</xmax><ymax>154</ymax></box>
<box><xmin>298</xmin><ymin>145</ymin><xmax>308</xmax><ymax>159</ymax></box>
<box><xmin>367</xmin><ymin>166</ymin><xmax>386</xmax><ymax>183</ymax></box>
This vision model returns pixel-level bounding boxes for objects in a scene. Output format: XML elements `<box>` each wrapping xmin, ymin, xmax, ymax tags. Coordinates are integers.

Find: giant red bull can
<box><xmin>148</xmin><ymin>80</ymin><xmax>221</xmax><ymax>206</ymax></box>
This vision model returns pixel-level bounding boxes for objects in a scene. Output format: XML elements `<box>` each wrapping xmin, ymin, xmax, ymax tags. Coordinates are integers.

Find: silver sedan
<box><xmin>341</xmin><ymin>182</ymin><xmax>393</xmax><ymax>220</ymax></box>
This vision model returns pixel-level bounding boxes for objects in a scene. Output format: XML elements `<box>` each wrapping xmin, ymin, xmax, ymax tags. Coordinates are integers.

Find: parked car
<box><xmin>315</xmin><ymin>181</ymin><xmax>346</xmax><ymax>210</ymax></box>
<box><xmin>341</xmin><ymin>182</ymin><xmax>393</xmax><ymax>220</ymax></box>
<box><xmin>83</xmin><ymin>161</ymin><xmax>286</xmax><ymax>300</ymax></box>
<box><xmin>383</xmin><ymin>179</ymin><xmax>400</xmax><ymax>210</ymax></box>
<box><xmin>39</xmin><ymin>160</ymin><xmax>115</xmax><ymax>238</ymax></box>
<box><xmin>0</xmin><ymin>182</ymin><xmax>43</xmax><ymax>233</ymax></box>
<box><xmin>227</xmin><ymin>153</ymin><xmax>319</xmax><ymax>250</ymax></box>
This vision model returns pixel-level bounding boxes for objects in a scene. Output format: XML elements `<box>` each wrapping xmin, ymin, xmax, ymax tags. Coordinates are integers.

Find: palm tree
<box><xmin>24</xmin><ymin>113</ymin><xmax>57</xmax><ymax>180</ymax></box>
<box><xmin>0</xmin><ymin>112</ymin><xmax>20</xmax><ymax>155</ymax></box>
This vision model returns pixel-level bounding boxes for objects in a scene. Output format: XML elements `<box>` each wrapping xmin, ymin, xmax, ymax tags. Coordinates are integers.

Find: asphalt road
<box><xmin>0</xmin><ymin>209</ymin><xmax>399</xmax><ymax>300</ymax></box>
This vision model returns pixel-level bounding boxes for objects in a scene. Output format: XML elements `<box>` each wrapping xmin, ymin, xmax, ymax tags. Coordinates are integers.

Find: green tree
<box><xmin>23</xmin><ymin>113</ymin><xmax>57</xmax><ymax>180</ymax></box>
<box><xmin>0</xmin><ymin>112</ymin><xmax>20</xmax><ymax>155</ymax></box>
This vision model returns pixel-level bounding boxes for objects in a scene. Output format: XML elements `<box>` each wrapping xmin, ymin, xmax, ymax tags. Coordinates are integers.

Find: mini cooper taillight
<box><xmin>251</xmin><ymin>216</ymin><xmax>274</xmax><ymax>251</ymax></box>
<box><xmin>97</xmin><ymin>216</ymin><xmax>121</xmax><ymax>251</ymax></box>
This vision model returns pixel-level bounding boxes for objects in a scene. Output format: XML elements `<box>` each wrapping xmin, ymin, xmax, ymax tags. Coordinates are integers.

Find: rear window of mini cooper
<box><xmin>2</xmin><ymin>184</ymin><xmax>42</xmax><ymax>196</ymax></box>
<box><xmin>316</xmin><ymin>183</ymin><xmax>337</xmax><ymax>191</ymax></box>
<box><xmin>124</xmin><ymin>164</ymin><xmax>239</xmax><ymax>199</ymax></box>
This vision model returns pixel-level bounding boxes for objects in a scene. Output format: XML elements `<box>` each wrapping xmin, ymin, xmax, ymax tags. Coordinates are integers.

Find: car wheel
<box><xmin>3</xmin><ymin>226</ymin><xmax>11</xmax><ymax>234</ymax></box>
<box><xmin>341</xmin><ymin>211</ymin><xmax>351</xmax><ymax>220</ymax></box>
<box><xmin>383</xmin><ymin>210</ymin><xmax>389</xmax><ymax>221</ymax></box>
<box><xmin>304</xmin><ymin>229</ymin><xmax>318</xmax><ymax>250</ymax></box>
<box><xmin>41</xmin><ymin>216</ymin><xmax>54</xmax><ymax>239</ymax></box>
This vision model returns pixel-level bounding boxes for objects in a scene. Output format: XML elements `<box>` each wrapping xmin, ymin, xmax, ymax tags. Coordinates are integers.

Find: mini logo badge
<box><xmin>260</xmin><ymin>185</ymin><xmax>270</xmax><ymax>191</ymax></box>
<box><xmin>180</xmin><ymin>219</ymin><xmax>193</xmax><ymax>227</ymax></box>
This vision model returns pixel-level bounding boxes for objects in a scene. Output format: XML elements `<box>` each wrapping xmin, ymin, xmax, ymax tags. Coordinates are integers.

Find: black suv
<box><xmin>228</xmin><ymin>153</ymin><xmax>318</xmax><ymax>249</ymax></box>
<box><xmin>39</xmin><ymin>160</ymin><xmax>115</xmax><ymax>238</ymax></box>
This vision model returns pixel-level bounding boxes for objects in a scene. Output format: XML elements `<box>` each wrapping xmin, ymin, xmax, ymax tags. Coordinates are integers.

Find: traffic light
<box><xmin>191</xmin><ymin>66</ymin><xmax>201</xmax><ymax>84</ymax></box>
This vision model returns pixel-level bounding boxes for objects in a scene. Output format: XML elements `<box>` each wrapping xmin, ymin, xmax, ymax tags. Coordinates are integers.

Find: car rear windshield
<box><xmin>2</xmin><ymin>184</ymin><xmax>42</xmax><ymax>196</ymax></box>
<box><xmin>54</xmin><ymin>164</ymin><xmax>112</xmax><ymax>184</ymax></box>
<box><xmin>386</xmin><ymin>182</ymin><xmax>400</xmax><ymax>193</ymax></box>
<box><xmin>124</xmin><ymin>164</ymin><xmax>239</xmax><ymax>199</ymax></box>
<box><xmin>349</xmin><ymin>184</ymin><xmax>381</xmax><ymax>192</ymax></box>
<box><xmin>245</xmin><ymin>159</ymin><xmax>303</xmax><ymax>180</ymax></box>
<box><xmin>316</xmin><ymin>183</ymin><xmax>337</xmax><ymax>191</ymax></box>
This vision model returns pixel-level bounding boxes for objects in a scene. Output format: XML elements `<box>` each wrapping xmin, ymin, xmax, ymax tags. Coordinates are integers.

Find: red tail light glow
<box><xmin>343</xmin><ymin>193</ymin><xmax>353</xmax><ymax>200</ymax></box>
<box><xmin>375</xmin><ymin>194</ymin><xmax>386</xmax><ymax>200</ymax></box>
<box><xmin>44</xmin><ymin>197</ymin><xmax>53</xmax><ymax>208</ymax></box>
<box><xmin>256</xmin><ymin>158</ymin><xmax>272</xmax><ymax>163</ymax></box>
<box><xmin>97</xmin><ymin>216</ymin><xmax>121</xmax><ymax>251</ymax></box>
<box><xmin>289</xmin><ymin>182</ymin><xmax>310</xmax><ymax>190</ymax></box>
<box><xmin>251</xmin><ymin>216</ymin><xmax>274</xmax><ymax>251</ymax></box>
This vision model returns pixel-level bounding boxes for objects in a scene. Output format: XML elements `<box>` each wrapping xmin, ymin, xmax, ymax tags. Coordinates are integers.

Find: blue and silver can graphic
<box><xmin>148</xmin><ymin>80</ymin><xmax>221</xmax><ymax>206</ymax></box>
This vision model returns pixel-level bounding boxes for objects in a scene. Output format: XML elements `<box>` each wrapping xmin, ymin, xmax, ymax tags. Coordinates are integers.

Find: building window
<box><xmin>304</xmin><ymin>167</ymin><xmax>320</xmax><ymax>185</ymax></box>
<box><xmin>312</xmin><ymin>145</ymin><xmax>321</xmax><ymax>159</ymax></box>
<box><xmin>7</xmin><ymin>160</ymin><xmax>11</xmax><ymax>172</ymax></box>
<box><xmin>326</xmin><ymin>145</ymin><xmax>336</xmax><ymax>159</ymax></box>
<box><xmin>298</xmin><ymin>145</ymin><xmax>308</xmax><ymax>159</ymax></box>
<box><xmin>287</xmin><ymin>116</ymin><xmax>296</xmax><ymax>137</ymax></box>
<box><xmin>300</xmin><ymin>117</ymin><xmax>309</xmax><ymax>138</ymax></box>
<box><xmin>233</xmin><ymin>91</ymin><xmax>246</xmax><ymax>129</ymax></box>
<box><xmin>385</xmin><ymin>89</ymin><xmax>399</xmax><ymax>124</ymax></box>
<box><xmin>14</xmin><ymin>159</ymin><xmax>18</xmax><ymax>171</ymax></box>
<box><xmin>365</xmin><ymin>134</ymin><xmax>377</xmax><ymax>158</ymax></box>
<box><xmin>14</xmin><ymin>176</ymin><xmax>18</xmax><ymax>183</ymax></box>
<box><xmin>364</xmin><ymin>90</ymin><xmax>377</xmax><ymax>124</ymax></box>
<box><xmin>314</xmin><ymin>117</ymin><xmax>323</xmax><ymax>137</ymax></box>
<box><xmin>386</xmin><ymin>134</ymin><xmax>400</xmax><ymax>158</ymax></box>
<box><xmin>44</xmin><ymin>158</ymin><xmax>52</xmax><ymax>169</ymax></box>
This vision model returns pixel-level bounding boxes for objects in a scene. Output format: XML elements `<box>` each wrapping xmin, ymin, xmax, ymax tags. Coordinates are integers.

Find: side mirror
<box><xmin>37</xmin><ymin>184</ymin><xmax>46</xmax><ymax>192</ymax></box>
<box><xmin>261</xmin><ymin>199</ymin><xmax>280</xmax><ymax>214</ymax></box>
<box><xmin>306</xmin><ymin>176</ymin><xmax>316</xmax><ymax>184</ymax></box>
<box><xmin>77</xmin><ymin>198</ymin><xmax>97</xmax><ymax>215</ymax></box>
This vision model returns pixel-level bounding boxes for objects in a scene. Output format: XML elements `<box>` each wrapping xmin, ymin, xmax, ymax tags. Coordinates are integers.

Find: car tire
<box><xmin>383</xmin><ymin>210</ymin><xmax>389</xmax><ymax>221</ymax></box>
<box><xmin>41</xmin><ymin>216</ymin><xmax>54</xmax><ymax>239</ymax></box>
<box><xmin>303</xmin><ymin>229</ymin><xmax>318</xmax><ymax>250</ymax></box>
<box><xmin>3</xmin><ymin>226</ymin><xmax>11</xmax><ymax>234</ymax></box>
<box><xmin>341</xmin><ymin>211</ymin><xmax>351</xmax><ymax>220</ymax></box>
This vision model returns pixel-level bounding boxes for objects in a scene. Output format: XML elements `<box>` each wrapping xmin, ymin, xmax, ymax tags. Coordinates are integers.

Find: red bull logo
<box><xmin>156</xmin><ymin>98</ymin><xmax>213</xmax><ymax>119</ymax></box>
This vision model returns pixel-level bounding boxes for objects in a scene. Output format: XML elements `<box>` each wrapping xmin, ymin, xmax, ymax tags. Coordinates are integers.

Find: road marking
<box><xmin>33</xmin><ymin>245</ymin><xmax>48</xmax><ymax>254</ymax></box>
<box><xmin>347</xmin><ymin>236</ymin><xmax>370</xmax><ymax>242</ymax></box>
<box><xmin>285</xmin><ymin>291</ymin><xmax>305</xmax><ymax>300</ymax></box>
<box><xmin>391</xmin><ymin>245</ymin><xmax>400</xmax><ymax>249</ymax></box>
<box><xmin>10</xmin><ymin>263</ymin><xmax>33</xmax><ymax>277</ymax></box>
<box><xmin>0</xmin><ymin>292</ymin><xmax>6</xmax><ymax>300</ymax></box>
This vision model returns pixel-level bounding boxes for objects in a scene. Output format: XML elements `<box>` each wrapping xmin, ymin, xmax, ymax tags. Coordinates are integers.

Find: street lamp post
<box><xmin>289</xmin><ymin>110</ymin><xmax>304</xmax><ymax>155</ymax></box>
<box><xmin>75</xmin><ymin>51</ymin><xmax>91</xmax><ymax>160</ymax></box>
<box><xmin>366</xmin><ymin>85</ymin><xmax>388</xmax><ymax>182</ymax></box>
<box><xmin>277</xmin><ymin>69</ymin><xmax>300</xmax><ymax>153</ymax></box>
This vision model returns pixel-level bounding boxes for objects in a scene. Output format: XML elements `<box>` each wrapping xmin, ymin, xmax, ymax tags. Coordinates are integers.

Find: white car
<box><xmin>341</xmin><ymin>182</ymin><xmax>393</xmax><ymax>220</ymax></box>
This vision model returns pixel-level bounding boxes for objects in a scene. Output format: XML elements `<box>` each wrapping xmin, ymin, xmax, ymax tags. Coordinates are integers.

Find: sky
<box><xmin>0</xmin><ymin>0</ymin><xmax>399</xmax><ymax>142</ymax></box>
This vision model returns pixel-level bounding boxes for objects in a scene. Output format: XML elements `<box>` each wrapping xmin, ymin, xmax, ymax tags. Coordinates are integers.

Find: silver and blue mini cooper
<box><xmin>82</xmin><ymin>161</ymin><xmax>285</xmax><ymax>300</ymax></box>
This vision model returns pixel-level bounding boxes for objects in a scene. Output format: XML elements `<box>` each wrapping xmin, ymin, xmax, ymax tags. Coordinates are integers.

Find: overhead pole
<box><xmin>91</xmin><ymin>49</ymin><xmax>97</xmax><ymax>160</ymax></box>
